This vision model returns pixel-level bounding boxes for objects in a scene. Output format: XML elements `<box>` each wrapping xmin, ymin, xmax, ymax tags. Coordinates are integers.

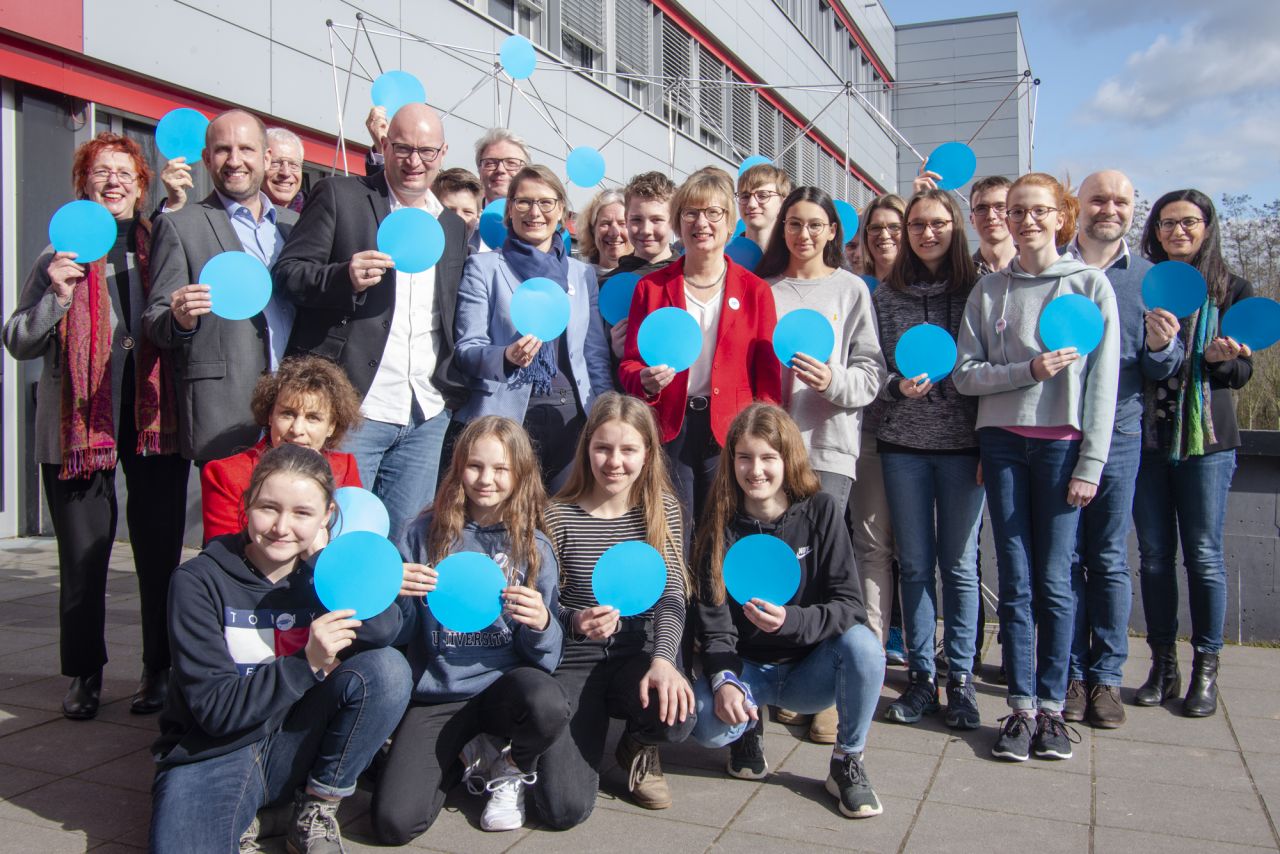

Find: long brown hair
<box><xmin>693</xmin><ymin>404</ymin><xmax>820</xmax><ymax>605</ymax></box>
<box><xmin>886</xmin><ymin>189</ymin><xmax>977</xmax><ymax>296</ymax></box>
<box><xmin>858</xmin><ymin>193</ymin><xmax>907</xmax><ymax>277</ymax></box>
<box><xmin>427</xmin><ymin>417</ymin><xmax>546</xmax><ymax>586</ymax></box>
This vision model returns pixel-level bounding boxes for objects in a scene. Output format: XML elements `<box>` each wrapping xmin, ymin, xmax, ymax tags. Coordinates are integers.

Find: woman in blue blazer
<box><xmin>454</xmin><ymin>164</ymin><xmax>612</xmax><ymax>491</ymax></box>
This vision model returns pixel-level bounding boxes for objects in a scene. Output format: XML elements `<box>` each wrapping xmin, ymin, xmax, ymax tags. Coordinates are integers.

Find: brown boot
<box><xmin>772</xmin><ymin>707</ymin><xmax>810</xmax><ymax>726</ymax></box>
<box><xmin>1063</xmin><ymin>679</ymin><xmax>1087</xmax><ymax>722</ymax></box>
<box><xmin>1088</xmin><ymin>684</ymin><xmax>1126</xmax><ymax>728</ymax></box>
<box><xmin>808</xmin><ymin>706</ymin><xmax>838</xmax><ymax>744</ymax></box>
<box><xmin>615</xmin><ymin>733</ymin><xmax>671</xmax><ymax>810</ymax></box>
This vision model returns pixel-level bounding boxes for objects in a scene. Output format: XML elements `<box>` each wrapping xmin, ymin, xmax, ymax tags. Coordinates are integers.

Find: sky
<box><xmin>880</xmin><ymin>0</ymin><xmax>1280</xmax><ymax>205</ymax></box>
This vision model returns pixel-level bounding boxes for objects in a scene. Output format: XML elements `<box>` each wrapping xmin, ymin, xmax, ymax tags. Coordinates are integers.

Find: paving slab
<box><xmin>902</xmin><ymin>801</ymin><xmax>1089</xmax><ymax>854</ymax></box>
<box><xmin>1094</xmin><ymin>776</ymin><xmax>1276</xmax><ymax>847</ymax></box>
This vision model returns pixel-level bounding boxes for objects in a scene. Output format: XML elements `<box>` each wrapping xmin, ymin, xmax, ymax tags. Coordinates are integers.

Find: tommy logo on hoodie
<box><xmin>223</xmin><ymin>607</ymin><xmax>317</xmax><ymax>676</ymax></box>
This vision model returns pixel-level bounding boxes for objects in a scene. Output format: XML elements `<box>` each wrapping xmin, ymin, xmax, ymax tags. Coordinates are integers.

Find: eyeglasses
<box><xmin>1157</xmin><ymin>216</ymin><xmax>1205</xmax><ymax>233</ymax></box>
<box><xmin>511</xmin><ymin>197</ymin><xmax>561</xmax><ymax>214</ymax></box>
<box><xmin>389</xmin><ymin>143</ymin><xmax>443</xmax><ymax>163</ymax></box>
<box><xmin>972</xmin><ymin>203</ymin><xmax>1007</xmax><ymax>218</ymax></box>
<box><xmin>906</xmin><ymin>219</ymin><xmax>953</xmax><ymax>235</ymax></box>
<box><xmin>866</xmin><ymin>224</ymin><xmax>902</xmax><ymax>237</ymax></box>
<box><xmin>737</xmin><ymin>190</ymin><xmax>780</xmax><ymax>206</ymax></box>
<box><xmin>268</xmin><ymin>159</ymin><xmax>302</xmax><ymax>173</ymax></box>
<box><xmin>1006</xmin><ymin>206</ymin><xmax>1058</xmax><ymax>223</ymax></box>
<box><xmin>680</xmin><ymin>206</ymin><xmax>728</xmax><ymax>223</ymax></box>
<box><xmin>784</xmin><ymin>219</ymin><xmax>832</xmax><ymax>236</ymax></box>
<box><xmin>479</xmin><ymin>157</ymin><xmax>527</xmax><ymax>173</ymax></box>
<box><xmin>90</xmin><ymin>168</ymin><xmax>137</xmax><ymax>185</ymax></box>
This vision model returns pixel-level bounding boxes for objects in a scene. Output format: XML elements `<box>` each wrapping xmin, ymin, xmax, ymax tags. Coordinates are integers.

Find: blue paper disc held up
<box><xmin>313</xmin><ymin>531</ymin><xmax>403</xmax><ymax>620</ymax></box>
<box><xmin>48</xmin><ymin>200</ymin><xmax>117</xmax><ymax>263</ymax></box>
<box><xmin>1039</xmin><ymin>293</ymin><xmax>1105</xmax><ymax>356</ymax></box>
<box><xmin>155</xmin><ymin>108</ymin><xmax>209</xmax><ymax>163</ymax></box>
<box><xmin>591</xmin><ymin>541</ymin><xmax>667</xmax><ymax>617</ymax></box>
<box><xmin>198</xmin><ymin>251</ymin><xmax>272</xmax><ymax>321</ymax></box>
<box><xmin>833</xmin><ymin>199</ymin><xmax>860</xmax><ymax>241</ymax></box>
<box><xmin>637</xmin><ymin>307</ymin><xmax>702</xmax><ymax>372</ymax></box>
<box><xmin>723</xmin><ymin>534</ymin><xmax>802</xmax><ymax>608</ymax></box>
<box><xmin>377</xmin><ymin>208</ymin><xmax>445</xmax><ymax>274</ymax></box>
<box><xmin>430</xmin><ymin>552</ymin><xmax>507</xmax><ymax>633</ymax></box>
<box><xmin>1142</xmin><ymin>260</ymin><xmax>1207</xmax><ymax>318</ymax></box>
<box><xmin>725</xmin><ymin>234</ymin><xmax>763</xmax><ymax>271</ymax></box>
<box><xmin>500</xmin><ymin>34</ymin><xmax>537</xmax><ymax>80</ymax></box>
<box><xmin>732</xmin><ymin>218</ymin><xmax>746</xmax><ymax>237</ymax></box>
<box><xmin>895</xmin><ymin>323</ymin><xmax>958</xmax><ymax>383</ymax></box>
<box><xmin>511</xmin><ymin>277</ymin><xmax>571</xmax><ymax>340</ymax></box>
<box><xmin>861</xmin><ymin>275</ymin><xmax>880</xmax><ymax>294</ymax></box>
<box><xmin>1222</xmin><ymin>296</ymin><xmax>1280</xmax><ymax>351</ymax></box>
<box><xmin>599</xmin><ymin>272</ymin><xmax>641</xmax><ymax>326</ymax></box>
<box><xmin>566</xmin><ymin>146</ymin><xmax>606</xmax><ymax>187</ymax></box>
<box><xmin>737</xmin><ymin>155</ymin><xmax>772</xmax><ymax>176</ymax></box>
<box><xmin>370</xmin><ymin>70</ymin><xmax>426</xmax><ymax>120</ymax></box>
<box><xmin>478</xmin><ymin>199</ymin><xmax>508</xmax><ymax>248</ymax></box>
<box><xmin>925</xmin><ymin>142</ymin><xmax>978</xmax><ymax>191</ymax></box>
<box><xmin>331</xmin><ymin>487</ymin><xmax>391</xmax><ymax>539</ymax></box>
<box><xmin>773</xmin><ymin>308</ymin><xmax>836</xmax><ymax>366</ymax></box>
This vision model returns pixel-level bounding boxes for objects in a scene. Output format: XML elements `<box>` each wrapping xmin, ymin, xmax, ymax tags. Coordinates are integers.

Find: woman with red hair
<box><xmin>3</xmin><ymin>133</ymin><xmax>190</xmax><ymax>720</ymax></box>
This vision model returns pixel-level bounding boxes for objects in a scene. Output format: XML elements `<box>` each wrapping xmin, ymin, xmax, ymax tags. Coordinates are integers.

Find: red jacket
<box><xmin>619</xmin><ymin>256</ymin><xmax>781</xmax><ymax>445</ymax></box>
<box><xmin>200</xmin><ymin>438</ymin><xmax>363</xmax><ymax>543</ymax></box>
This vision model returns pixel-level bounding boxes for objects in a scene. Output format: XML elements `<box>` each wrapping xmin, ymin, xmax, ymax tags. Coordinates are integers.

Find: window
<box><xmin>563</xmin><ymin>32</ymin><xmax>602</xmax><ymax>72</ymax></box>
<box><xmin>697</xmin><ymin>47</ymin><xmax>729</xmax><ymax>155</ymax></box>
<box><xmin>562</xmin><ymin>0</ymin><xmax>605</xmax><ymax>70</ymax></box>
<box><xmin>660</xmin><ymin>15</ymin><xmax>692</xmax><ymax>132</ymax></box>
<box><xmin>614</xmin><ymin>0</ymin><xmax>652</xmax><ymax>105</ymax></box>
<box><xmin>731</xmin><ymin>84</ymin><xmax>755</xmax><ymax>158</ymax></box>
<box><xmin>489</xmin><ymin>0</ymin><xmax>545</xmax><ymax>45</ymax></box>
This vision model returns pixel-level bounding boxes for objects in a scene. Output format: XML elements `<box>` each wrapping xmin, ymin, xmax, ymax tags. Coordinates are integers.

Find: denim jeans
<box><xmin>692</xmin><ymin>624</ymin><xmax>885</xmax><ymax>756</ymax></box>
<box><xmin>342</xmin><ymin>404</ymin><xmax>451</xmax><ymax>544</ymax></box>
<box><xmin>978</xmin><ymin>428</ymin><xmax>1081</xmax><ymax>712</ymax></box>
<box><xmin>1069</xmin><ymin>430</ymin><xmax>1141</xmax><ymax>685</ymax></box>
<box><xmin>817</xmin><ymin>470</ymin><xmax>853</xmax><ymax>517</ymax></box>
<box><xmin>1133</xmin><ymin>448</ymin><xmax>1236</xmax><ymax>654</ymax></box>
<box><xmin>149</xmin><ymin>648</ymin><xmax>412</xmax><ymax>854</ymax></box>
<box><xmin>880</xmin><ymin>452</ymin><xmax>985</xmax><ymax>677</ymax></box>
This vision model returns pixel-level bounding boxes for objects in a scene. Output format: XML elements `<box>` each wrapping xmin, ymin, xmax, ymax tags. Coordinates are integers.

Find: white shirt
<box><xmin>359</xmin><ymin>190</ymin><xmax>447</xmax><ymax>426</ymax></box>
<box><xmin>684</xmin><ymin>287</ymin><xmax>723</xmax><ymax>398</ymax></box>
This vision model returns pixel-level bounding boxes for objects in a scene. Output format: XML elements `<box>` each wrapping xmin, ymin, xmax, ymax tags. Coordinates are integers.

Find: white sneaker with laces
<box><xmin>480</xmin><ymin>757</ymin><xmax>537</xmax><ymax>832</ymax></box>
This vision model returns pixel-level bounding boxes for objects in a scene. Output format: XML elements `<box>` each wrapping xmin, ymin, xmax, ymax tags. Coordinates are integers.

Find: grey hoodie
<box><xmin>953</xmin><ymin>255</ymin><xmax>1120</xmax><ymax>483</ymax></box>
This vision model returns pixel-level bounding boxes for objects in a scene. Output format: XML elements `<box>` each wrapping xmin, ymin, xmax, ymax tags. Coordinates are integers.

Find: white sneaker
<box><xmin>480</xmin><ymin>759</ymin><xmax>536</xmax><ymax>832</ymax></box>
<box><xmin>460</xmin><ymin>734</ymin><xmax>502</xmax><ymax>795</ymax></box>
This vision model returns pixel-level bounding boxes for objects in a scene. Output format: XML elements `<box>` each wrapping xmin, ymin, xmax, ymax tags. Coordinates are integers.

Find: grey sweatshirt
<box><xmin>768</xmin><ymin>269</ymin><xmax>887</xmax><ymax>479</ymax></box>
<box><xmin>953</xmin><ymin>255</ymin><xmax>1120</xmax><ymax>484</ymax></box>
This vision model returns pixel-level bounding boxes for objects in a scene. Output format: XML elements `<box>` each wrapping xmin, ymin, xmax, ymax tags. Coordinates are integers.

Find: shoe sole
<box><xmin>1087</xmin><ymin>716</ymin><xmax>1124</xmax><ymax>729</ymax></box>
<box><xmin>726</xmin><ymin>759</ymin><xmax>769</xmax><ymax>780</ymax></box>
<box><xmin>1033</xmin><ymin>748</ymin><xmax>1072</xmax><ymax>760</ymax></box>
<box><xmin>991</xmin><ymin>747</ymin><xmax>1030</xmax><ymax>762</ymax></box>
<box><xmin>944</xmin><ymin>713</ymin><xmax>980</xmax><ymax>731</ymax></box>
<box><xmin>824</xmin><ymin>776</ymin><xmax>883</xmax><ymax>818</ymax></box>
<box><xmin>883</xmin><ymin>704</ymin><xmax>939</xmax><ymax>725</ymax></box>
<box><xmin>1061</xmin><ymin>710</ymin><xmax>1086</xmax><ymax>723</ymax></box>
<box><xmin>808</xmin><ymin>729</ymin><xmax>836</xmax><ymax>744</ymax></box>
<box><xmin>481</xmin><ymin>819</ymin><xmax>525</xmax><ymax>831</ymax></box>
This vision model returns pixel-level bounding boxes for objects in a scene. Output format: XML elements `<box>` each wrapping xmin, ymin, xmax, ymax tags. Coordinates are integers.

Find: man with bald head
<box><xmin>275</xmin><ymin>103</ymin><xmax>469</xmax><ymax>539</ymax></box>
<box><xmin>1061</xmin><ymin>169</ymin><xmax>1183</xmax><ymax>728</ymax></box>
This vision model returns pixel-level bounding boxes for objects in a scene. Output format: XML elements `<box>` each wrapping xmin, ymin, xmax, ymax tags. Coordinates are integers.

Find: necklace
<box><xmin>685</xmin><ymin>263</ymin><xmax>727</xmax><ymax>290</ymax></box>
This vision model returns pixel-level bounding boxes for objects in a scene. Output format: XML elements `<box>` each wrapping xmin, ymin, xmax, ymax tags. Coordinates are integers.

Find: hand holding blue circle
<box><xmin>738</xmin><ymin>155</ymin><xmax>772</xmax><ymax>176</ymax></box>
<box><xmin>331</xmin><ymin>487</ymin><xmax>391</xmax><ymax>539</ymax></box>
<box><xmin>725</xmin><ymin>234</ymin><xmax>762</xmax><ymax>271</ymax></box>
<box><xmin>500</xmin><ymin>34</ymin><xmax>537</xmax><ymax>79</ymax></box>
<box><xmin>155</xmin><ymin>108</ymin><xmax>209</xmax><ymax>163</ymax></box>
<box><xmin>370</xmin><ymin>71</ymin><xmax>426</xmax><ymax>120</ymax></box>
<box><xmin>511</xmin><ymin>278</ymin><xmax>570</xmax><ymax>340</ymax></box>
<box><xmin>430</xmin><ymin>552</ymin><xmax>507</xmax><ymax>632</ymax></box>
<box><xmin>833</xmin><ymin>200</ymin><xmax>859</xmax><ymax>241</ymax></box>
<box><xmin>48</xmin><ymin>200</ymin><xmax>117</xmax><ymax>263</ymax></box>
<box><xmin>478</xmin><ymin>199</ymin><xmax>508</xmax><ymax>248</ymax></box>
<box><xmin>637</xmin><ymin>307</ymin><xmax>702</xmax><ymax>371</ymax></box>
<box><xmin>1039</xmin><ymin>293</ymin><xmax>1104</xmax><ymax>356</ymax></box>
<box><xmin>314</xmin><ymin>531</ymin><xmax>403</xmax><ymax>620</ymax></box>
<box><xmin>198</xmin><ymin>251</ymin><xmax>272</xmax><ymax>321</ymax></box>
<box><xmin>566</xmin><ymin>146</ymin><xmax>606</xmax><ymax>187</ymax></box>
<box><xmin>1222</xmin><ymin>297</ymin><xmax>1280</xmax><ymax>351</ymax></box>
<box><xmin>895</xmin><ymin>323</ymin><xmax>958</xmax><ymax>383</ymax></box>
<box><xmin>377</xmin><ymin>208</ymin><xmax>445</xmax><ymax>273</ymax></box>
<box><xmin>924</xmin><ymin>142</ymin><xmax>978</xmax><ymax>191</ymax></box>
<box><xmin>723</xmin><ymin>534</ymin><xmax>801</xmax><ymax>607</ymax></box>
<box><xmin>600</xmin><ymin>272</ymin><xmax>641</xmax><ymax>325</ymax></box>
<box><xmin>1142</xmin><ymin>261</ymin><xmax>1207</xmax><ymax>318</ymax></box>
<box><xmin>774</xmin><ymin>309</ymin><xmax>835</xmax><ymax>366</ymax></box>
<box><xmin>591</xmin><ymin>541</ymin><xmax>666</xmax><ymax>617</ymax></box>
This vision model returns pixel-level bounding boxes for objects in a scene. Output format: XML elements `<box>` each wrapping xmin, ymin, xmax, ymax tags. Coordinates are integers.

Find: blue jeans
<box><xmin>343</xmin><ymin>404</ymin><xmax>451</xmax><ymax>544</ymax></box>
<box><xmin>881</xmin><ymin>452</ymin><xmax>984</xmax><ymax>677</ymax></box>
<box><xmin>978</xmin><ymin>428</ymin><xmax>1081</xmax><ymax>712</ymax></box>
<box><xmin>692</xmin><ymin>625</ymin><xmax>884</xmax><ymax>755</ymax></box>
<box><xmin>1069</xmin><ymin>430</ymin><xmax>1141</xmax><ymax>685</ymax></box>
<box><xmin>1132</xmin><ymin>448</ymin><xmax>1236</xmax><ymax>654</ymax></box>
<box><xmin>150</xmin><ymin>648</ymin><xmax>411</xmax><ymax>854</ymax></box>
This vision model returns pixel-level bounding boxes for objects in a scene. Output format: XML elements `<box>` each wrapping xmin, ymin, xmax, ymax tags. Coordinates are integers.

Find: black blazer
<box><xmin>273</xmin><ymin>172</ymin><xmax>470</xmax><ymax>411</ymax></box>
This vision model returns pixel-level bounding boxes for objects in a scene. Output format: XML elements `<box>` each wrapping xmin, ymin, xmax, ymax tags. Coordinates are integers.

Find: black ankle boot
<box><xmin>1134</xmin><ymin>644</ymin><xmax>1180</xmax><ymax>706</ymax></box>
<box><xmin>62</xmin><ymin>671</ymin><xmax>103</xmax><ymax>720</ymax></box>
<box><xmin>130</xmin><ymin>666</ymin><xmax>170</xmax><ymax>715</ymax></box>
<box><xmin>1182</xmin><ymin>651</ymin><xmax>1219</xmax><ymax>718</ymax></box>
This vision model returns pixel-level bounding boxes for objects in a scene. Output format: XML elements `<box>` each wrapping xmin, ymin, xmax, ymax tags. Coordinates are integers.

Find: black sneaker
<box><xmin>1031</xmin><ymin>710</ymin><xmax>1081</xmax><ymax>760</ymax></box>
<box><xmin>883</xmin><ymin>671</ymin><xmax>940</xmax><ymax>724</ymax></box>
<box><xmin>944</xmin><ymin>672</ymin><xmax>980</xmax><ymax>730</ymax></box>
<box><xmin>824</xmin><ymin>753</ymin><xmax>883</xmax><ymax>819</ymax></box>
<box><xmin>727</xmin><ymin>718</ymin><xmax>768</xmax><ymax>780</ymax></box>
<box><xmin>991</xmin><ymin>713</ymin><xmax>1034</xmax><ymax>762</ymax></box>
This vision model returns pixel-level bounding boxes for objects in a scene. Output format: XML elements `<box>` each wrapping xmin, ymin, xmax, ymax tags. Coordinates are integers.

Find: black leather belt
<box><xmin>688</xmin><ymin>396</ymin><xmax>709</xmax><ymax>411</ymax></box>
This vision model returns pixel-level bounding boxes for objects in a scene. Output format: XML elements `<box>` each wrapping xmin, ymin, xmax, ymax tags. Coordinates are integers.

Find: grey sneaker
<box><xmin>286</xmin><ymin>791</ymin><xmax>345</xmax><ymax>854</ymax></box>
<box><xmin>824</xmin><ymin>753</ymin><xmax>883</xmax><ymax>818</ymax></box>
<box><xmin>238</xmin><ymin>814</ymin><xmax>263</xmax><ymax>854</ymax></box>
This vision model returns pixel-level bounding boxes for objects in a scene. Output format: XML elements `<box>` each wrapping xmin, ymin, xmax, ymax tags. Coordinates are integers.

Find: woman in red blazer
<box><xmin>201</xmin><ymin>355</ymin><xmax>364</xmax><ymax>544</ymax></box>
<box><xmin>619</xmin><ymin>167</ymin><xmax>781</xmax><ymax>525</ymax></box>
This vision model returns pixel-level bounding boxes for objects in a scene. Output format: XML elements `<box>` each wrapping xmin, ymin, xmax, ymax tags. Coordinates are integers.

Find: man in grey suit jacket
<box><xmin>144</xmin><ymin>109</ymin><xmax>298</xmax><ymax>463</ymax></box>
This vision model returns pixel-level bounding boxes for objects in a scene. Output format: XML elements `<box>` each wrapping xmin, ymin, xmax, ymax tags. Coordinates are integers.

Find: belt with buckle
<box><xmin>688</xmin><ymin>396</ymin><xmax>709</xmax><ymax>411</ymax></box>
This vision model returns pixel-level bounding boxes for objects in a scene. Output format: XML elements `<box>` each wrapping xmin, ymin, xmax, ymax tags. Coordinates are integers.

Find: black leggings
<box><xmin>370</xmin><ymin>667</ymin><xmax>569</xmax><ymax>846</ymax></box>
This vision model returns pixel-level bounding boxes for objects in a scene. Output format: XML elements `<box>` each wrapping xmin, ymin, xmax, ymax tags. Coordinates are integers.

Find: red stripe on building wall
<box><xmin>0</xmin><ymin>1</ymin><xmax>83</xmax><ymax>54</ymax></box>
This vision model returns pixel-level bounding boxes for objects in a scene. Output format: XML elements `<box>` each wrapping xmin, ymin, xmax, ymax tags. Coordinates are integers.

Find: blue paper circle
<box><xmin>1142</xmin><ymin>260</ymin><xmax>1207</xmax><ymax>318</ymax></box>
<box><xmin>198</xmin><ymin>251</ymin><xmax>272</xmax><ymax>321</ymax></box>
<box><xmin>725</xmin><ymin>234</ymin><xmax>763</xmax><ymax>271</ymax></box>
<box><xmin>591</xmin><ymin>541</ymin><xmax>667</xmax><ymax>617</ymax></box>
<box><xmin>737</xmin><ymin>155</ymin><xmax>772</xmax><ymax>176</ymax></box>
<box><xmin>313</xmin><ymin>531</ymin><xmax>403</xmax><ymax>620</ymax></box>
<box><xmin>637</xmin><ymin>307</ymin><xmax>702</xmax><ymax>372</ymax></box>
<box><xmin>370</xmin><ymin>70</ymin><xmax>426</xmax><ymax>120</ymax></box>
<box><xmin>511</xmin><ymin>277</ymin><xmax>570</xmax><ymax>340</ymax></box>
<box><xmin>1039</xmin><ymin>293</ymin><xmax>1104</xmax><ymax>356</ymax></box>
<box><xmin>861</xmin><ymin>275</ymin><xmax>879</xmax><ymax>294</ymax></box>
<box><xmin>478</xmin><ymin>198</ymin><xmax>508</xmax><ymax>248</ymax></box>
<box><xmin>600</xmin><ymin>272</ymin><xmax>641</xmax><ymax>325</ymax></box>
<box><xmin>331</xmin><ymin>487</ymin><xmax>391</xmax><ymax>539</ymax></box>
<box><xmin>732</xmin><ymin>219</ymin><xmax>745</xmax><ymax>237</ymax></box>
<box><xmin>559</xmin><ymin>224</ymin><xmax>572</xmax><ymax>258</ymax></box>
<box><xmin>925</xmin><ymin>142</ymin><xmax>978</xmax><ymax>191</ymax></box>
<box><xmin>566</xmin><ymin>146</ymin><xmax>606</xmax><ymax>187</ymax></box>
<box><xmin>48</xmin><ymin>200</ymin><xmax>117</xmax><ymax>263</ymax></box>
<box><xmin>895</xmin><ymin>323</ymin><xmax>958</xmax><ymax>383</ymax></box>
<box><xmin>1222</xmin><ymin>296</ymin><xmax>1280</xmax><ymax>351</ymax></box>
<box><xmin>500</xmin><ymin>34</ymin><xmax>537</xmax><ymax>80</ymax></box>
<box><xmin>430</xmin><ymin>552</ymin><xmax>507</xmax><ymax>633</ymax></box>
<box><xmin>833</xmin><ymin>200</ymin><xmax>860</xmax><ymax>241</ymax></box>
<box><xmin>723</xmin><ymin>534</ymin><xmax>801</xmax><ymax>607</ymax></box>
<box><xmin>773</xmin><ymin>308</ymin><xmax>835</xmax><ymax>366</ymax></box>
<box><xmin>377</xmin><ymin>208</ymin><xmax>445</xmax><ymax>274</ymax></box>
<box><xmin>155</xmin><ymin>108</ymin><xmax>209</xmax><ymax>163</ymax></box>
